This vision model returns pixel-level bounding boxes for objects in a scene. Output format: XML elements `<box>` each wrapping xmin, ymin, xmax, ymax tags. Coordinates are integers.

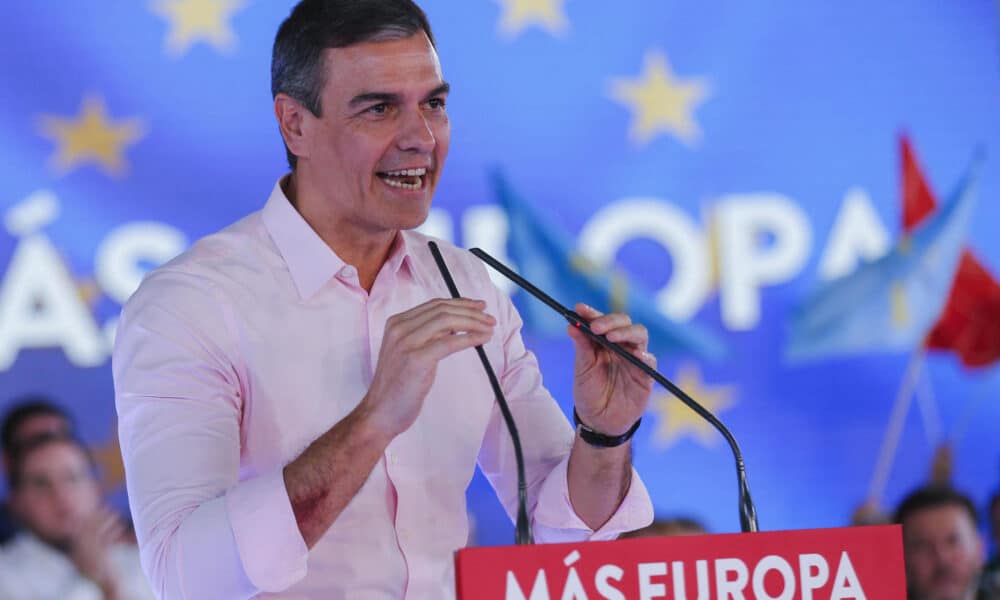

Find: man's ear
<box><xmin>275</xmin><ymin>93</ymin><xmax>310</xmax><ymax>162</ymax></box>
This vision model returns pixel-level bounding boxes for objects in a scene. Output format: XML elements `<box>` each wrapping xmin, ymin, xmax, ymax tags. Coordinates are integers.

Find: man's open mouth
<box><xmin>377</xmin><ymin>167</ymin><xmax>427</xmax><ymax>190</ymax></box>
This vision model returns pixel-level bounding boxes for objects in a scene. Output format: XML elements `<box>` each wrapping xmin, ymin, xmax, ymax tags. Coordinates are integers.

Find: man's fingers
<box><xmin>604</xmin><ymin>323</ymin><xmax>649</xmax><ymax>349</ymax></box>
<box><xmin>572</xmin><ymin>303</ymin><xmax>640</xmax><ymax>337</ymax></box>
<box><xmin>588</xmin><ymin>313</ymin><xmax>633</xmax><ymax>336</ymax></box>
<box><xmin>422</xmin><ymin>329</ymin><xmax>494</xmax><ymax>362</ymax></box>
<box><xmin>392</xmin><ymin>297</ymin><xmax>488</xmax><ymax>327</ymax></box>
<box><xmin>399</xmin><ymin>310</ymin><xmax>496</xmax><ymax>350</ymax></box>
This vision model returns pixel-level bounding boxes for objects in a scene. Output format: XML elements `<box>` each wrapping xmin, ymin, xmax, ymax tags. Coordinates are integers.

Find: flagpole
<box><xmin>868</xmin><ymin>348</ymin><xmax>926</xmax><ymax>502</ymax></box>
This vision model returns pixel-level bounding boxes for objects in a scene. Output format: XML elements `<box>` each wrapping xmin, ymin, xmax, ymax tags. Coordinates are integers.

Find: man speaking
<box><xmin>113</xmin><ymin>1</ymin><xmax>654</xmax><ymax>597</ymax></box>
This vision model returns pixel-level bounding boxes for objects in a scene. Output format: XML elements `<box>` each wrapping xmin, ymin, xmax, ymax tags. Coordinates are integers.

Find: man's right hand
<box><xmin>69</xmin><ymin>506</ymin><xmax>126</xmax><ymax>598</ymax></box>
<box><xmin>360</xmin><ymin>298</ymin><xmax>496</xmax><ymax>438</ymax></box>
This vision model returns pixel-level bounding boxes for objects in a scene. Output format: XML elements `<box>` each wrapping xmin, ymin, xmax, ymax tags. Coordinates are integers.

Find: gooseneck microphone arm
<box><xmin>468</xmin><ymin>247</ymin><xmax>759</xmax><ymax>534</ymax></box>
<box><xmin>427</xmin><ymin>242</ymin><xmax>534</xmax><ymax>545</ymax></box>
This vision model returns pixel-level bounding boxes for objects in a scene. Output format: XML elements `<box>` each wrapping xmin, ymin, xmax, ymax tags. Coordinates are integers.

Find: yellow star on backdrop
<box><xmin>152</xmin><ymin>0</ymin><xmax>246</xmax><ymax>56</ymax></box>
<box><xmin>38</xmin><ymin>96</ymin><xmax>145</xmax><ymax>177</ymax></box>
<box><xmin>609</xmin><ymin>51</ymin><xmax>710</xmax><ymax>146</ymax></box>
<box><xmin>650</xmin><ymin>362</ymin><xmax>735</xmax><ymax>448</ymax></box>
<box><xmin>496</xmin><ymin>0</ymin><xmax>569</xmax><ymax>38</ymax></box>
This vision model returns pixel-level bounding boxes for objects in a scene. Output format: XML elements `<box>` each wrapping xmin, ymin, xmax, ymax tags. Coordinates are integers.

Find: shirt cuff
<box><xmin>531</xmin><ymin>454</ymin><xmax>654</xmax><ymax>543</ymax></box>
<box><xmin>225</xmin><ymin>467</ymin><xmax>309</xmax><ymax>591</ymax></box>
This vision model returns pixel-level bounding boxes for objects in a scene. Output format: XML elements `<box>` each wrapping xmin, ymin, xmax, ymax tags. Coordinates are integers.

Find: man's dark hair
<box><xmin>894</xmin><ymin>485</ymin><xmax>979</xmax><ymax>528</ymax></box>
<box><xmin>7</xmin><ymin>432</ymin><xmax>96</xmax><ymax>491</ymax></box>
<box><xmin>271</xmin><ymin>0</ymin><xmax>435</xmax><ymax>169</ymax></box>
<box><xmin>1</xmin><ymin>397</ymin><xmax>72</xmax><ymax>458</ymax></box>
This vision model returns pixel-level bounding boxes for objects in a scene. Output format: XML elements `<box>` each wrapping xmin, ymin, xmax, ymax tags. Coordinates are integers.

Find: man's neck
<box><xmin>283</xmin><ymin>173</ymin><xmax>396</xmax><ymax>292</ymax></box>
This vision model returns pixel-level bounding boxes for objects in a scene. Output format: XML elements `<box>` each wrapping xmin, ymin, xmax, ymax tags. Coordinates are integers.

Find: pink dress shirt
<box><xmin>113</xmin><ymin>179</ymin><xmax>653</xmax><ymax>599</ymax></box>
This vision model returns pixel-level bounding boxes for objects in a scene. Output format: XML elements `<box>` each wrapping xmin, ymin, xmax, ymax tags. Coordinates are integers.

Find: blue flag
<box><xmin>492</xmin><ymin>172</ymin><xmax>725</xmax><ymax>360</ymax></box>
<box><xmin>787</xmin><ymin>160</ymin><xmax>979</xmax><ymax>361</ymax></box>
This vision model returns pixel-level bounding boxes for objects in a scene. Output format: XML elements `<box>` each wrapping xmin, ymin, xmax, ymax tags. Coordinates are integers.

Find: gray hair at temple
<box><xmin>271</xmin><ymin>0</ymin><xmax>436</xmax><ymax>169</ymax></box>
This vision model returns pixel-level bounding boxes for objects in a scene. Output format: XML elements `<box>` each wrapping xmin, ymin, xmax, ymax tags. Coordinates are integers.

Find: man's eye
<box><xmin>367</xmin><ymin>103</ymin><xmax>388</xmax><ymax>115</ymax></box>
<box><xmin>427</xmin><ymin>98</ymin><xmax>446</xmax><ymax>110</ymax></box>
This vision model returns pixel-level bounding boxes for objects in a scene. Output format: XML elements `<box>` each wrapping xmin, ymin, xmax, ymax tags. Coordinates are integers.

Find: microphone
<box><xmin>427</xmin><ymin>241</ymin><xmax>533</xmax><ymax>545</ymax></box>
<box><xmin>468</xmin><ymin>247</ymin><xmax>760</xmax><ymax>534</ymax></box>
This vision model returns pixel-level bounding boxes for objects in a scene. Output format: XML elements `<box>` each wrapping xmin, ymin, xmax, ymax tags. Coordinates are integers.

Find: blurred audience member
<box><xmin>0</xmin><ymin>398</ymin><xmax>74</xmax><ymax>544</ymax></box>
<box><xmin>895</xmin><ymin>486</ymin><xmax>987</xmax><ymax>600</ymax></box>
<box><xmin>620</xmin><ymin>516</ymin><xmax>707</xmax><ymax>539</ymax></box>
<box><xmin>982</xmin><ymin>491</ymin><xmax>1000</xmax><ymax>596</ymax></box>
<box><xmin>850</xmin><ymin>443</ymin><xmax>956</xmax><ymax>528</ymax></box>
<box><xmin>0</xmin><ymin>433</ymin><xmax>152</xmax><ymax>599</ymax></box>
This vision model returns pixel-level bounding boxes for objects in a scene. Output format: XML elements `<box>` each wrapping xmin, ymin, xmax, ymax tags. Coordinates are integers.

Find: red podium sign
<box><xmin>455</xmin><ymin>525</ymin><xmax>904</xmax><ymax>599</ymax></box>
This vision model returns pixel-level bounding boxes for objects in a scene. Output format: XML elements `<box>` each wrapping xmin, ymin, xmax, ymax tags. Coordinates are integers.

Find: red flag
<box><xmin>900</xmin><ymin>135</ymin><xmax>1000</xmax><ymax>367</ymax></box>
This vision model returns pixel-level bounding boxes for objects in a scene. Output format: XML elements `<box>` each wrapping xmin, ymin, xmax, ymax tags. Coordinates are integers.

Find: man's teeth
<box><xmin>383</xmin><ymin>177</ymin><xmax>421</xmax><ymax>190</ymax></box>
<box><xmin>380</xmin><ymin>168</ymin><xmax>426</xmax><ymax>190</ymax></box>
<box><xmin>383</xmin><ymin>168</ymin><xmax>427</xmax><ymax>177</ymax></box>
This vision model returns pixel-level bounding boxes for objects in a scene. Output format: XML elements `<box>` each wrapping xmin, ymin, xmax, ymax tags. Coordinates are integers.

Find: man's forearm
<box><xmin>565</xmin><ymin>436</ymin><xmax>632</xmax><ymax>531</ymax></box>
<box><xmin>283</xmin><ymin>401</ymin><xmax>394</xmax><ymax>548</ymax></box>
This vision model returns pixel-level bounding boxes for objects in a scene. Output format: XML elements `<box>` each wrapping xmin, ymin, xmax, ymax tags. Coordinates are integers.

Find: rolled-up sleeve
<box><xmin>113</xmin><ymin>270</ymin><xmax>308</xmax><ymax>599</ymax></box>
<box><xmin>476</xmin><ymin>278</ymin><xmax>653</xmax><ymax>544</ymax></box>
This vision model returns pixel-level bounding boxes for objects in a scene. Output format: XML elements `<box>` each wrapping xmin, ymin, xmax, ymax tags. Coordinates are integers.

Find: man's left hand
<box><xmin>568</xmin><ymin>303</ymin><xmax>655</xmax><ymax>437</ymax></box>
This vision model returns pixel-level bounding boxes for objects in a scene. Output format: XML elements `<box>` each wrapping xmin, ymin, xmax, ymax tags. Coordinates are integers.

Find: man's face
<box><xmin>295</xmin><ymin>31</ymin><xmax>450</xmax><ymax>236</ymax></box>
<box><xmin>903</xmin><ymin>505</ymin><xmax>984</xmax><ymax>600</ymax></box>
<box><xmin>11</xmin><ymin>441</ymin><xmax>101</xmax><ymax>548</ymax></box>
<box><xmin>2</xmin><ymin>412</ymin><xmax>72</xmax><ymax>472</ymax></box>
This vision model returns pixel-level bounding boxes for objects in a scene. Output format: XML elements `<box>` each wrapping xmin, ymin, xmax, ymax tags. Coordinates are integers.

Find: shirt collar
<box><xmin>396</xmin><ymin>230</ymin><xmax>429</xmax><ymax>288</ymax></box>
<box><xmin>261</xmin><ymin>178</ymin><xmax>344</xmax><ymax>300</ymax></box>
<box><xmin>261</xmin><ymin>177</ymin><xmax>428</xmax><ymax>298</ymax></box>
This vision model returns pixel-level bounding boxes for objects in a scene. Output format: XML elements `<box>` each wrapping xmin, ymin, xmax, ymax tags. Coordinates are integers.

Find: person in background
<box><xmin>0</xmin><ymin>398</ymin><xmax>74</xmax><ymax>545</ymax></box>
<box><xmin>0</xmin><ymin>432</ymin><xmax>152</xmax><ymax>600</ymax></box>
<box><xmin>619</xmin><ymin>516</ymin><xmax>707</xmax><ymax>539</ymax></box>
<box><xmin>849</xmin><ymin>443</ymin><xmax>957</xmax><ymax>528</ymax></box>
<box><xmin>895</xmin><ymin>486</ymin><xmax>987</xmax><ymax>600</ymax></box>
<box><xmin>982</xmin><ymin>491</ymin><xmax>1000</xmax><ymax>596</ymax></box>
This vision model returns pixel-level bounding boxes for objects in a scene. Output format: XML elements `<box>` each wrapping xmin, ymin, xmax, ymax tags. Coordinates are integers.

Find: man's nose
<box><xmin>397</xmin><ymin>109</ymin><xmax>435</xmax><ymax>153</ymax></box>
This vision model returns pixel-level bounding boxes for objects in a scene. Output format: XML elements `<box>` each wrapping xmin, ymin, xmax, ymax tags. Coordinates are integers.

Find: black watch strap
<box><xmin>573</xmin><ymin>409</ymin><xmax>641</xmax><ymax>448</ymax></box>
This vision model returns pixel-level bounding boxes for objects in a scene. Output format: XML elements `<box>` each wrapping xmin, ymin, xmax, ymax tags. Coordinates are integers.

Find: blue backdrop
<box><xmin>1</xmin><ymin>1</ymin><xmax>998</xmax><ymax>547</ymax></box>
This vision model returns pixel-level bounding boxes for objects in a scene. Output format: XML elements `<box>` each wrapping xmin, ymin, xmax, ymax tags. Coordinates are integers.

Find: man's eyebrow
<box><xmin>349</xmin><ymin>92</ymin><xmax>402</xmax><ymax>107</ymax></box>
<box><xmin>347</xmin><ymin>83</ymin><xmax>451</xmax><ymax>108</ymax></box>
<box><xmin>425</xmin><ymin>82</ymin><xmax>450</xmax><ymax>99</ymax></box>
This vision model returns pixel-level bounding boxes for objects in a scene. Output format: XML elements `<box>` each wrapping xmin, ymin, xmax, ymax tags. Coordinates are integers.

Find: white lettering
<box><xmin>830</xmin><ymin>552</ymin><xmax>866</xmax><ymax>600</ymax></box>
<box><xmin>506</xmin><ymin>569</ymin><xmax>550</xmax><ymax>600</ymax></box>
<box><xmin>0</xmin><ymin>235</ymin><xmax>106</xmax><ymax>370</ymax></box>
<box><xmin>4</xmin><ymin>190</ymin><xmax>59</xmax><ymax>236</ymax></box>
<box><xmin>817</xmin><ymin>188</ymin><xmax>890</xmax><ymax>281</ymax></box>
<box><xmin>751</xmin><ymin>555</ymin><xmax>795</xmax><ymax>600</ymax></box>
<box><xmin>594</xmin><ymin>564</ymin><xmax>625</xmax><ymax>600</ymax></box>
<box><xmin>672</xmin><ymin>559</ymin><xmax>709</xmax><ymax>600</ymax></box>
<box><xmin>638</xmin><ymin>562</ymin><xmax>668</xmax><ymax>600</ymax></box>
<box><xmin>578</xmin><ymin>197</ymin><xmax>710</xmax><ymax>321</ymax></box>
<box><xmin>716</xmin><ymin>194</ymin><xmax>811</xmax><ymax>330</ymax></box>
<box><xmin>799</xmin><ymin>553</ymin><xmax>830</xmax><ymax>599</ymax></box>
<box><xmin>715</xmin><ymin>558</ymin><xmax>749</xmax><ymax>599</ymax></box>
<box><xmin>560</xmin><ymin>567</ymin><xmax>588</xmax><ymax>600</ymax></box>
<box><xmin>95</xmin><ymin>222</ymin><xmax>187</xmax><ymax>305</ymax></box>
